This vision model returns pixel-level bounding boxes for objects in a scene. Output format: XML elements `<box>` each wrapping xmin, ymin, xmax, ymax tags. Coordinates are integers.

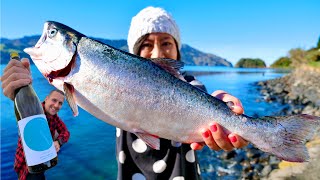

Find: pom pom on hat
<box><xmin>127</xmin><ymin>6</ymin><xmax>181</xmax><ymax>54</ymax></box>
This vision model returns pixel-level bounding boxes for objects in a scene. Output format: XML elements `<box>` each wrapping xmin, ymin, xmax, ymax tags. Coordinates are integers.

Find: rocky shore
<box><xmin>257</xmin><ymin>66</ymin><xmax>320</xmax><ymax>116</ymax></box>
<box><xmin>257</xmin><ymin>66</ymin><xmax>320</xmax><ymax>179</ymax></box>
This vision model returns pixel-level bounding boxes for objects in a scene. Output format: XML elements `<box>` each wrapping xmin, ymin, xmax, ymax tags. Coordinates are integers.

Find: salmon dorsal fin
<box><xmin>149</xmin><ymin>58</ymin><xmax>184</xmax><ymax>80</ymax></box>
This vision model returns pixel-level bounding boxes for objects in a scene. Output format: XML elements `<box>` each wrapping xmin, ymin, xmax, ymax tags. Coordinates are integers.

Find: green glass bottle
<box><xmin>12</xmin><ymin>52</ymin><xmax>58</xmax><ymax>173</ymax></box>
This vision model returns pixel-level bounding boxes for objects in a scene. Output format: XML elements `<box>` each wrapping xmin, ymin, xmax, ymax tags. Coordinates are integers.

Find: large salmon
<box><xmin>24</xmin><ymin>21</ymin><xmax>320</xmax><ymax>162</ymax></box>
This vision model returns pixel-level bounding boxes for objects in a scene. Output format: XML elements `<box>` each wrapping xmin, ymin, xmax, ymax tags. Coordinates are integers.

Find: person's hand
<box><xmin>54</xmin><ymin>141</ymin><xmax>61</xmax><ymax>152</ymax></box>
<box><xmin>191</xmin><ymin>90</ymin><xmax>248</xmax><ymax>151</ymax></box>
<box><xmin>0</xmin><ymin>58</ymin><xmax>32</xmax><ymax>100</ymax></box>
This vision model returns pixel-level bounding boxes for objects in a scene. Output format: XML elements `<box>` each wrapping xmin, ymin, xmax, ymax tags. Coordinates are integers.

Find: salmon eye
<box><xmin>48</xmin><ymin>29</ymin><xmax>57</xmax><ymax>38</ymax></box>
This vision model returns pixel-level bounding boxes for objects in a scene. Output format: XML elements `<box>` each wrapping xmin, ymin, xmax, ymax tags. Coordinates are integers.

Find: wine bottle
<box><xmin>12</xmin><ymin>52</ymin><xmax>58</xmax><ymax>173</ymax></box>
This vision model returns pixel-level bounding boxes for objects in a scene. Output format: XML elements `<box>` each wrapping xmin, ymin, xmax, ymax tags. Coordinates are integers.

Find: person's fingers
<box><xmin>1</xmin><ymin>61</ymin><xmax>31</xmax><ymax>83</ymax></box>
<box><xmin>212</xmin><ymin>90</ymin><xmax>242</xmax><ymax>108</ymax></box>
<box><xmin>210</xmin><ymin>91</ymin><xmax>248</xmax><ymax>150</ymax></box>
<box><xmin>1</xmin><ymin>68</ymin><xmax>32</xmax><ymax>87</ymax></box>
<box><xmin>212</xmin><ymin>90</ymin><xmax>244</xmax><ymax>115</ymax></box>
<box><xmin>231</xmin><ymin>104</ymin><xmax>244</xmax><ymax>115</ymax></box>
<box><xmin>2</xmin><ymin>78</ymin><xmax>31</xmax><ymax>100</ymax></box>
<box><xmin>211</xmin><ymin>90</ymin><xmax>227</xmax><ymax>98</ymax></box>
<box><xmin>3</xmin><ymin>59</ymin><xmax>28</xmax><ymax>72</ymax></box>
<box><xmin>1</xmin><ymin>69</ymin><xmax>32</xmax><ymax>97</ymax></box>
<box><xmin>21</xmin><ymin>58</ymin><xmax>31</xmax><ymax>72</ymax></box>
<box><xmin>3</xmin><ymin>60</ymin><xmax>19</xmax><ymax>72</ymax></box>
<box><xmin>54</xmin><ymin>141</ymin><xmax>60</xmax><ymax>152</ymax></box>
<box><xmin>201</xmin><ymin>128</ymin><xmax>221</xmax><ymax>151</ymax></box>
<box><xmin>226</xmin><ymin>101</ymin><xmax>244</xmax><ymax>115</ymax></box>
<box><xmin>209</xmin><ymin>122</ymin><xmax>233</xmax><ymax>151</ymax></box>
<box><xmin>228</xmin><ymin>133</ymin><xmax>249</xmax><ymax>149</ymax></box>
<box><xmin>190</xmin><ymin>142</ymin><xmax>205</xmax><ymax>150</ymax></box>
<box><xmin>1</xmin><ymin>72</ymin><xmax>31</xmax><ymax>100</ymax></box>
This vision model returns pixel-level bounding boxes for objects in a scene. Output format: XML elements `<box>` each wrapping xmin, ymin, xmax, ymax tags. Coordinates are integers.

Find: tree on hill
<box><xmin>270</xmin><ymin>57</ymin><xmax>292</xmax><ymax>68</ymax></box>
<box><xmin>289</xmin><ymin>48</ymin><xmax>307</xmax><ymax>67</ymax></box>
<box><xmin>235</xmin><ymin>58</ymin><xmax>266</xmax><ymax>68</ymax></box>
<box><xmin>317</xmin><ymin>36</ymin><xmax>320</xmax><ymax>49</ymax></box>
<box><xmin>269</xmin><ymin>47</ymin><xmax>319</xmax><ymax>69</ymax></box>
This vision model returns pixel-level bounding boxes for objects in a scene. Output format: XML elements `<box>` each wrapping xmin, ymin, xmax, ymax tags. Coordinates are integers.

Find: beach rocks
<box><xmin>199</xmin><ymin>144</ymin><xmax>281</xmax><ymax>179</ymax></box>
<box><xmin>257</xmin><ymin>66</ymin><xmax>320</xmax><ymax>116</ymax></box>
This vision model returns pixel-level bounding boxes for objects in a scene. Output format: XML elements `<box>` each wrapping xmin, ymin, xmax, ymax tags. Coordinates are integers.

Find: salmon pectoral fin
<box><xmin>135</xmin><ymin>132</ymin><xmax>160</xmax><ymax>150</ymax></box>
<box><xmin>63</xmin><ymin>82</ymin><xmax>79</xmax><ymax>116</ymax></box>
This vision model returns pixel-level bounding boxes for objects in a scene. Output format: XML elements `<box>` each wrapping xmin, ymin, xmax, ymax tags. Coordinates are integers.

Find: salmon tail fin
<box><xmin>260</xmin><ymin>114</ymin><xmax>320</xmax><ymax>162</ymax></box>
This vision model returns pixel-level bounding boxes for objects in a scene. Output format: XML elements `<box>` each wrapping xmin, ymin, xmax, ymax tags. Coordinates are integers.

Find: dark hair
<box><xmin>136</xmin><ymin>34</ymin><xmax>181</xmax><ymax>61</ymax></box>
<box><xmin>49</xmin><ymin>89</ymin><xmax>65</xmax><ymax>96</ymax></box>
<box><xmin>175</xmin><ymin>41</ymin><xmax>181</xmax><ymax>61</ymax></box>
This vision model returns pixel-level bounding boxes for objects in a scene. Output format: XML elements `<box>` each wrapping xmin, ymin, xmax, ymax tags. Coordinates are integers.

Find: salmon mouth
<box><xmin>46</xmin><ymin>52</ymin><xmax>77</xmax><ymax>82</ymax></box>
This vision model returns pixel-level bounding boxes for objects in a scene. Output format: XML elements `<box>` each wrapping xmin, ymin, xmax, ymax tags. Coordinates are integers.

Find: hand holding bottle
<box><xmin>1</xmin><ymin>55</ymin><xmax>32</xmax><ymax>100</ymax></box>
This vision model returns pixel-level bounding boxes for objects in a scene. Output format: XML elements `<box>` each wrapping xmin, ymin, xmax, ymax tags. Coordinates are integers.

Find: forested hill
<box><xmin>0</xmin><ymin>36</ymin><xmax>232</xmax><ymax>67</ymax></box>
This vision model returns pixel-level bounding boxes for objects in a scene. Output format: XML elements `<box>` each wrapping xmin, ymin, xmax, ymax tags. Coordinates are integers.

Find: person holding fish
<box><xmin>115</xmin><ymin>6</ymin><xmax>248</xmax><ymax>180</ymax></box>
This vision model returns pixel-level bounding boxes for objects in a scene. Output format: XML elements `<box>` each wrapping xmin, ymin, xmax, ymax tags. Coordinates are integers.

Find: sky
<box><xmin>1</xmin><ymin>0</ymin><xmax>319</xmax><ymax>66</ymax></box>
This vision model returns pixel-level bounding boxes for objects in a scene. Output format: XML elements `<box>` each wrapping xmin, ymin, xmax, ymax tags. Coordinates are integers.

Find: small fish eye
<box><xmin>48</xmin><ymin>29</ymin><xmax>57</xmax><ymax>38</ymax></box>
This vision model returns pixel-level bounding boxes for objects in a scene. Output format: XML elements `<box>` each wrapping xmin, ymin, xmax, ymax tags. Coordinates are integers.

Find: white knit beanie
<box><xmin>127</xmin><ymin>6</ymin><xmax>181</xmax><ymax>55</ymax></box>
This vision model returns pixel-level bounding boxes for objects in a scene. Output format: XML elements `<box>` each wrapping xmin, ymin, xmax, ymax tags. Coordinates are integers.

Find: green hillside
<box><xmin>270</xmin><ymin>36</ymin><xmax>320</xmax><ymax>69</ymax></box>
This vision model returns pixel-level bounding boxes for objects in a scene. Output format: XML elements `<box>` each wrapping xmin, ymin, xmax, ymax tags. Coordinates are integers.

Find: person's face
<box><xmin>44</xmin><ymin>91</ymin><xmax>64</xmax><ymax>116</ymax></box>
<box><xmin>139</xmin><ymin>33</ymin><xmax>178</xmax><ymax>60</ymax></box>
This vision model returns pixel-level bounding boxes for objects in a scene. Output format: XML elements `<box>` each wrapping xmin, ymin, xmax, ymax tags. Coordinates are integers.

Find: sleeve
<box><xmin>54</xmin><ymin>116</ymin><xmax>70</xmax><ymax>146</ymax></box>
<box><xmin>14</xmin><ymin>138</ymin><xmax>28</xmax><ymax>179</ymax></box>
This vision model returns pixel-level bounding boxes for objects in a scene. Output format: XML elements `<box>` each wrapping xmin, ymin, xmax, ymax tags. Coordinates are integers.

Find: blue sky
<box><xmin>1</xmin><ymin>0</ymin><xmax>319</xmax><ymax>66</ymax></box>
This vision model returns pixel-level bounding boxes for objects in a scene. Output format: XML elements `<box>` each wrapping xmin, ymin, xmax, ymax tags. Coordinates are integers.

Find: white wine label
<box><xmin>18</xmin><ymin>114</ymin><xmax>57</xmax><ymax>166</ymax></box>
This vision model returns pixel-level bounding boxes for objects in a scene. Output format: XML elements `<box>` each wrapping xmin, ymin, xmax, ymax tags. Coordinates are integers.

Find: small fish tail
<box><xmin>264</xmin><ymin>114</ymin><xmax>320</xmax><ymax>162</ymax></box>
